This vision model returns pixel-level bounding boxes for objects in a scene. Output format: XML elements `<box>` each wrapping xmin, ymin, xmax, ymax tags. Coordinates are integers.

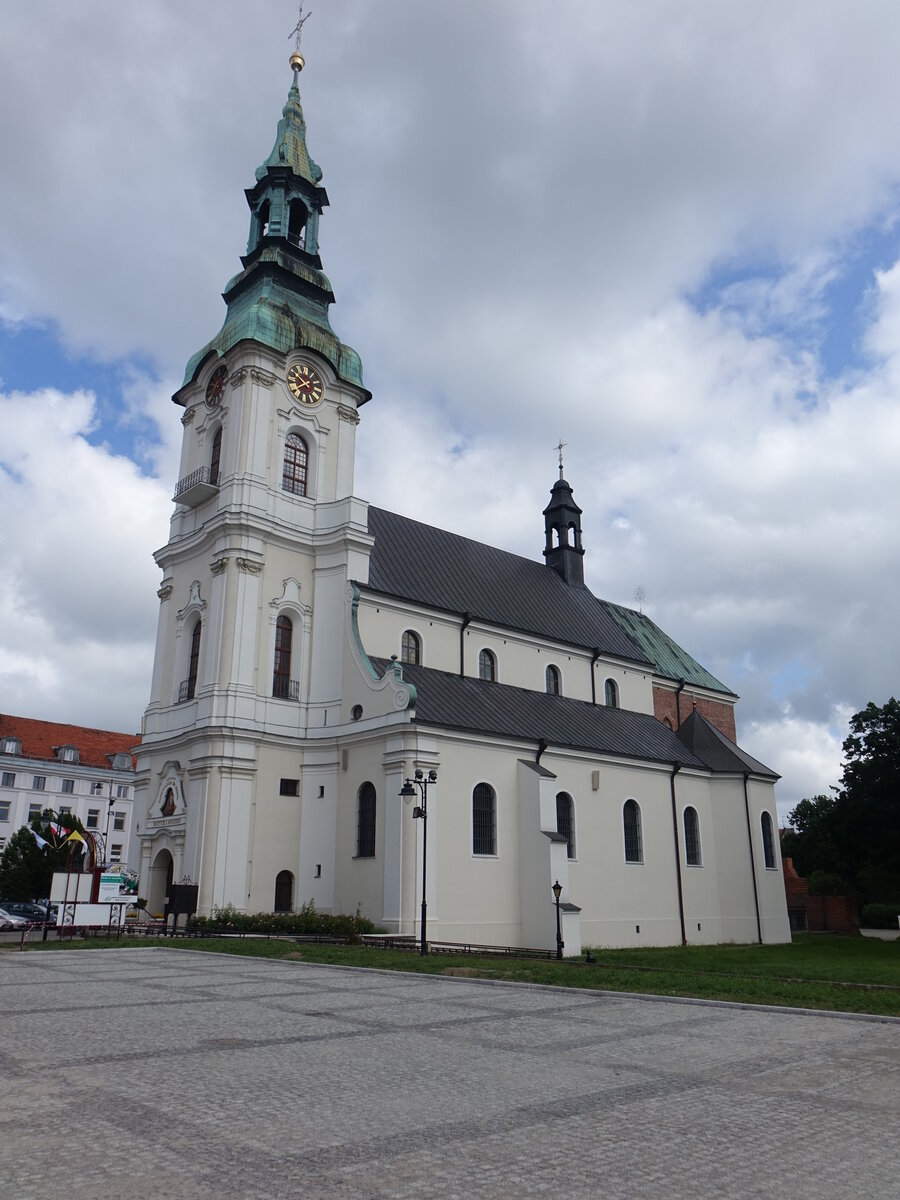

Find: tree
<box><xmin>786</xmin><ymin>698</ymin><xmax>900</xmax><ymax>904</ymax></box>
<box><xmin>0</xmin><ymin>812</ymin><xmax>87</xmax><ymax>901</ymax></box>
<box><xmin>838</xmin><ymin>697</ymin><xmax>900</xmax><ymax>902</ymax></box>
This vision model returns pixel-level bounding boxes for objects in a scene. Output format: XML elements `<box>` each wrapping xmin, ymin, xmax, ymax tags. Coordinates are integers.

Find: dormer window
<box><xmin>2</xmin><ymin>737</ymin><xmax>21</xmax><ymax>756</ymax></box>
<box><xmin>111</xmin><ymin>752</ymin><xmax>131</xmax><ymax>770</ymax></box>
<box><xmin>57</xmin><ymin>746</ymin><xmax>79</xmax><ymax>764</ymax></box>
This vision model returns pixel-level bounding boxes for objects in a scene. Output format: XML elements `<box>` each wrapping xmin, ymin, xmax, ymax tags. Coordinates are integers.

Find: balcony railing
<box><xmin>272</xmin><ymin>677</ymin><xmax>300</xmax><ymax>701</ymax></box>
<box><xmin>174</xmin><ymin>466</ymin><xmax>219</xmax><ymax>508</ymax></box>
<box><xmin>177</xmin><ymin>679</ymin><xmax>196</xmax><ymax>703</ymax></box>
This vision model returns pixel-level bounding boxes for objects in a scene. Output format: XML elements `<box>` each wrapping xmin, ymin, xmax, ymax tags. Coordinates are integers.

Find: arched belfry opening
<box><xmin>287</xmin><ymin>199</ymin><xmax>307</xmax><ymax>249</ymax></box>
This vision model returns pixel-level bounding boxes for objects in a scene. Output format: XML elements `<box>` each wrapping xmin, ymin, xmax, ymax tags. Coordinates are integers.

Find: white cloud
<box><xmin>0</xmin><ymin>388</ymin><xmax>170</xmax><ymax>728</ymax></box>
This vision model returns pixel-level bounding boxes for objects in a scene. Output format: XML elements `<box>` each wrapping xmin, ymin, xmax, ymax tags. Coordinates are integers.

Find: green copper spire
<box><xmin>255</xmin><ymin>61</ymin><xmax>323</xmax><ymax>187</ymax></box>
<box><xmin>179</xmin><ymin>50</ymin><xmax>369</xmax><ymax>402</ymax></box>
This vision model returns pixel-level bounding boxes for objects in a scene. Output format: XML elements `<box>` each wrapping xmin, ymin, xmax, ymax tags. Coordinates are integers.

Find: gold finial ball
<box><xmin>290</xmin><ymin>51</ymin><xmax>305</xmax><ymax>73</ymax></box>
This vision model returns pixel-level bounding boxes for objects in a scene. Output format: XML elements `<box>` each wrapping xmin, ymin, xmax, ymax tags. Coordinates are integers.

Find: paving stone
<box><xmin>1</xmin><ymin>949</ymin><xmax>897</xmax><ymax>1199</ymax></box>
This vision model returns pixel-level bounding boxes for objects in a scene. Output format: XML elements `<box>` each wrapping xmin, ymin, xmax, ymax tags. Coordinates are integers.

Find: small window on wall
<box><xmin>1</xmin><ymin>772</ymin><xmax>14</xmax><ymax>788</ymax></box>
<box><xmin>556</xmin><ymin>792</ymin><xmax>575</xmax><ymax>859</ymax></box>
<box><xmin>546</xmin><ymin>665</ymin><xmax>561</xmax><ymax>695</ymax></box>
<box><xmin>478</xmin><ymin>649</ymin><xmax>496</xmax><ymax>682</ymax></box>
<box><xmin>279</xmin><ymin>778</ymin><xmax>299</xmax><ymax>797</ymax></box>
<box><xmin>28</xmin><ymin>803</ymin><xmax>42</xmax><ymax>822</ymax></box>
<box><xmin>401</xmin><ymin>630</ymin><xmax>421</xmax><ymax>666</ymax></box>
<box><xmin>472</xmin><ymin>783</ymin><xmax>497</xmax><ymax>855</ymax></box>
<box><xmin>623</xmin><ymin>799</ymin><xmax>643</xmax><ymax>863</ymax></box>
<box><xmin>2</xmin><ymin>737</ymin><xmax>21</xmax><ymax>755</ymax></box>
<box><xmin>683</xmin><ymin>806</ymin><xmax>701</xmax><ymax>866</ymax></box>
<box><xmin>87</xmin><ymin>808</ymin><xmax>100</xmax><ymax>829</ymax></box>
<box><xmin>761</xmin><ymin>811</ymin><xmax>777</xmax><ymax>869</ymax></box>
<box><xmin>356</xmin><ymin>782</ymin><xmax>376</xmax><ymax>858</ymax></box>
<box><xmin>604</xmin><ymin>679</ymin><xmax>619</xmax><ymax>708</ymax></box>
<box><xmin>32</xmin><ymin>776</ymin><xmax>46</xmax><ymax>791</ymax></box>
<box><xmin>282</xmin><ymin>432</ymin><xmax>309</xmax><ymax>496</ymax></box>
<box><xmin>113</xmin><ymin>812</ymin><xmax>126</xmax><ymax>831</ymax></box>
<box><xmin>0</xmin><ymin>802</ymin><xmax>10</xmax><ymax>822</ymax></box>
<box><xmin>62</xmin><ymin>779</ymin><xmax>74</xmax><ymax>794</ymax></box>
<box><xmin>110</xmin><ymin>844</ymin><xmax>122</xmax><ymax>863</ymax></box>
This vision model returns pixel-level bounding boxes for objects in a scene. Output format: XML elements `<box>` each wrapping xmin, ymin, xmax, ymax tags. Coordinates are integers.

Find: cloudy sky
<box><xmin>2</xmin><ymin>1</ymin><xmax>899</xmax><ymax>821</ymax></box>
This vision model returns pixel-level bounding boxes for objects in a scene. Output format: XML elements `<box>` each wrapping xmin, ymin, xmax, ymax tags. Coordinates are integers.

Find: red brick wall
<box><xmin>805</xmin><ymin>894</ymin><xmax>859</xmax><ymax>936</ymax></box>
<box><xmin>653</xmin><ymin>686</ymin><xmax>737</xmax><ymax>741</ymax></box>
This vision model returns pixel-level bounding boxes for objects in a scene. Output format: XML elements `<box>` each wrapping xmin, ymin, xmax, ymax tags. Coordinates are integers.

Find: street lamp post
<box><xmin>91</xmin><ymin>782</ymin><xmax>116</xmax><ymax>867</ymax></box>
<box><xmin>400</xmin><ymin>769</ymin><xmax>438</xmax><ymax>956</ymax></box>
<box><xmin>552</xmin><ymin>879</ymin><xmax>564</xmax><ymax>960</ymax></box>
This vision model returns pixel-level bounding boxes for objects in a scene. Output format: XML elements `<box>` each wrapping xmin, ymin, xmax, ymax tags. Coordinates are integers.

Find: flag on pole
<box><xmin>28</xmin><ymin>828</ymin><xmax>50</xmax><ymax>849</ymax></box>
<box><xmin>65</xmin><ymin>830</ymin><xmax>86</xmax><ymax>845</ymax></box>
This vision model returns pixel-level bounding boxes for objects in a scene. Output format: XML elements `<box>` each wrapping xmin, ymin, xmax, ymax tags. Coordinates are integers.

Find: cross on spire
<box><xmin>289</xmin><ymin>2</ymin><xmax>312</xmax><ymax>52</ymax></box>
<box><xmin>556</xmin><ymin>438</ymin><xmax>567</xmax><ymax>480</ymax></box>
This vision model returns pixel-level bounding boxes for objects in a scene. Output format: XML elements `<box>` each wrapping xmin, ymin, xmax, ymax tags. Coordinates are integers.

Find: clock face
<box><xmin>287</xmin><ymin>362</ymin><xmax>324</xmax><ymax>405</ymax></box>
<box><xmin>205</xmin><ymin>364</ymin><xmax>228</xmax><ymax>407</ymax></box>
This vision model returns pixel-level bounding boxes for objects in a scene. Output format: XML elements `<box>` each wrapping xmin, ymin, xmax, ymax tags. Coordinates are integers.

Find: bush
<box><xmin>807</xmin><ymin>870</ymin><xmax>850</xmax><ymax>896</ymax></box>
<box><xmin>859</xmin><ymin>903</ymin><xmax>900</xmax><ymax>930</ymax></box>
<box><xmin>189</xmin><ymin>899</ymin><xmax>374</xmax><ymax>941</ymax></box>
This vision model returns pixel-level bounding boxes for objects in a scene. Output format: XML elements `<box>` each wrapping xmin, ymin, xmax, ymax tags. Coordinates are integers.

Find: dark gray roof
<box><xmin>365</xmin><ymin>507</ymin><xmax>650</xmax><ymax>667</ymax></box>
<box><xmin>676</xmin><ymin>710</ymin><xmax>778</xmax><ymax>780</ymax></box>
<box><xmin>371</xmin><ymin>658</ymin><xmax>707</xmax><ymax>768</ymax></box>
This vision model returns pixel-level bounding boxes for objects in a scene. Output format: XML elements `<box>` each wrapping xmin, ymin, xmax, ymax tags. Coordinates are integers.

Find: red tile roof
<box><xmin>0</xmin><ymin>714</ymin><xmax>140</xmax><ymax>771</ymax></box>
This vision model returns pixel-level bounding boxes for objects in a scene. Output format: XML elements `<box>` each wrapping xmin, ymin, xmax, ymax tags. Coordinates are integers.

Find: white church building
<box><xmin>135</xmin><ymin>50</ymin><xmax>790</xmax><ymax>951</ymax></box>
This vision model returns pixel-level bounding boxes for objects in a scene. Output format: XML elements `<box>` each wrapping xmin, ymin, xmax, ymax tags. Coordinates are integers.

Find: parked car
<box><xmin>0</xmin><ymin>906</ymin><xmax>31</xmax><ymax>930</ymax></box>
<box><xmin>0</xmin><ymin>901</ymin><xmax>55</xmax><ymax>926</ymax></box>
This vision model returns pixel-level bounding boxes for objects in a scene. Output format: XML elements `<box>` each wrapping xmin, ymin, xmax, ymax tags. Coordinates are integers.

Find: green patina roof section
<box><xmin>601</xmin><ymin>600</ymin><xmax>736</xmax><ymax>697</ymax></box>
<box><xmin>256</xmin><ymin>75</ymin><xmax>322</xmax><ymax>186</ymax></box>
<box><xmin>182</xmin><ymin>253</ymin><xmax>365</xmax><ymax>390</ymax></box>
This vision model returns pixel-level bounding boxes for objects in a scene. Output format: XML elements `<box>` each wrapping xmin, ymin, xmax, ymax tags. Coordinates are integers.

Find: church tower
<box><xmin>135</xmin><ymin>48</ymin><xmax>372</xmax><ymax>919</ymax></box>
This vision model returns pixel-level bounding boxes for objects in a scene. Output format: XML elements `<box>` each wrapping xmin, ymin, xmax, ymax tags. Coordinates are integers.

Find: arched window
<box><xmin>478</xmin><ymin>649</ymin><xmax>496</xmax><ymax>682</ymax></box>
<box><xmin>273</xmin><ymin>615</ymin><xmax>294</xmax><ymax>699</ymax></box>
<box><xmin>274</xmin><ymin>870</ymin><xmax>294</xmax><ymax>912</ymax></box>
<box><xmin>287</xmin><ymin>199</ymin><xmax>307</xmax><ymax>249</ymax></box>
<box><xmin>761</xmin><ymin>811</ymin><xmax>776</xmax><ymax>869</ymax></box>
<box><xmin>683</xmin><ymin>806</ymin><xmax>701</xmax><ymax>866</ymax></box>
<box><xmin>472</xmin><ymin>783</ymin><xmax>496</xmax><ymax>855</ymax></box>
<box><xmin>356</xmin><ymin>782</ymin><xmax>376</xmax><ymax>858</ymax></box>
<box><xmin>605</xmin><ymin>678</ymin><xmax>619</xmax><ymax>708</ymax></box>
<box><xmin>546</xmin><ymin>664</ymin><xmax>561</xmax><ymax>695</ymax></box>
<box><xmin>209</xmin><ymin>427</ymin><xmax>222</xmax><ymax>487</ymax></box>
<box><xmin>282</xmin><ymin>432</ymin><xmax>309</xmax><ymax>496</ymax></box>
<box><xmin>623</xmin><ymin>799</ymin><xmax>643</xmax><ymax>863</ymax></box>
<box><xmin>401</xmin><ymin>630</ymin><xmax>421</xmax><ymax>666</ymax></box>
<box><xmin>183</xmin><ymin>620</ymin><xmax>201</xmax><ymax>701</ymax></box>
<box><xmin>556</xmin><ymin>792</ymin><xmax>575</xmax><ymax>859</ymax></box>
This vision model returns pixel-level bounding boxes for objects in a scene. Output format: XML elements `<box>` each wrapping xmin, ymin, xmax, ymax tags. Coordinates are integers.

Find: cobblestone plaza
<box><xmin>2</xmin><ymin>948</ymin><xmax>897</xmax><ymax>1199</ymax></box>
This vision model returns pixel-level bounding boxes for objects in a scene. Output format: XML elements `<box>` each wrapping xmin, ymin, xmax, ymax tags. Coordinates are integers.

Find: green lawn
<box><xmin>19</xmin><ymin>932</ymin><xmax>900</xmax><ymax>1017</ymax></box>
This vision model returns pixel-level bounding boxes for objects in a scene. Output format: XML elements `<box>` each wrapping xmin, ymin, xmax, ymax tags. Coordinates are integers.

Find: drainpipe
<box><xmin>674</xmin><ymin>677</ymin><xmax>686</xmax><ymax>727</ymax></box>
<box><xmin>590</xmin><ymin>649</ymin><xmax>601</xmax><ymax>704</ymax></box>
<box><xmin>743</xmin><ymin>771</ymin><xmax>763</xmax><ymax>944</ymax></box>
<box><xmin>669</xmin><ymin>763</ymin><xmax>687</xmax><ymax>945</ymax></box>
<box><xmin>459</xmin><ymin>612</ymin><xmax>472</xmax><ymax>677</ymax></box>
<box><xmin>535</xmin><ymin>738</ymin><xmax>548</xmax><ymax>766</ymax></box>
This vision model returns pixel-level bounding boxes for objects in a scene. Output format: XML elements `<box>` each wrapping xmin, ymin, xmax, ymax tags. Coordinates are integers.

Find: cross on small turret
<box><xmin>556</xmin><ymin>438</ymin><xmax>567</xmax><ymax>480</ymax></box>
